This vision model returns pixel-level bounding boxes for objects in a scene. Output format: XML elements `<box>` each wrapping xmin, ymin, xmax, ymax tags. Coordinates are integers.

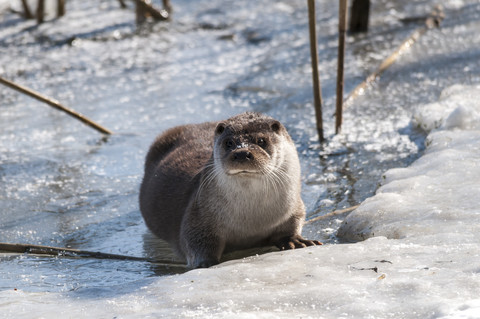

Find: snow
<box><xmin>3</xmin><ymin>85</ymin><xmax>480</xmax><ymax>318</ymax></box>
<box><xmin>338</xmin><ymin>84</ymin><xmax>480</xmax><ymax>243</ymax></box>
<box><xmin>2</xmin><ymin>0</ymin><xmax>480</xmax><ymax>317</ymax></box>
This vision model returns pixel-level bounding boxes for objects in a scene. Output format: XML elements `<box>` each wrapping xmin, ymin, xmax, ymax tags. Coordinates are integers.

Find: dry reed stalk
<box><xmin>21</xmin><ymin>0</ymin><xmax>33</xmax><ymax>19</ymax></box>
<box><xmin>0</xmin><ymin>242</ymin><xmax>186</xmax><ymax>268</ymax></box>
<box><xmin>307</xmin><ymin>0</ymin><xmax>325</xmax><ymax>143</ymax></box>
<box><xmin>134</xmin><ymin>0</ymin><xmax>169</xmax><ymax>23</ymax></box>
<box><xmin>57</xmin><ymin>0</ymin><xmax>65</xmax><ymax>17</ymax></box>
<box><xmin>118</xmin><ymin>0</ymin><xmax>127</xmax><ymax>9</ymax></box>
<box><xmin>36</xmin><ymin>0</ymin><xmax>44</xmax><ymax>24</ymax></box>
<box><xmin>343</xmin><ymin>5</ymin><xmax>445</xmax><ymax>109</ymax></box>
<box><xmin>305</xmin><ymin>204</ymin><xmax>360</xmax><ymax>224</ymax></box>
<box><xmin>0</xmin><ymin>76</ymin><xmax>113</xmax><ymax>135</ymax></box>
<box><xmin>335</xmin><ymin>0</ymin><xmax>348</xmax><ymax>134</ymax></box>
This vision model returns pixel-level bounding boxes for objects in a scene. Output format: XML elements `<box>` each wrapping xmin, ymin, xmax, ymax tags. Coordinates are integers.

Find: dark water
<box><xmin>1</xmin><ymin>0</ymin><xmax>479</xmax><ymax>294</ymax></box>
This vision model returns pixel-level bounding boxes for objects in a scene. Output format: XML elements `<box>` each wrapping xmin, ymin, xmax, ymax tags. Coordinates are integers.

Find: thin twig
<box><xmin>36</xmin><ymin>0</ymin><xmax>45</xmax><ymax>24</ymax></box>
<box><xmin>0</xmin><ymin>76</ymin><xmax>113</xmax><ymax>135</ymax></box>
<box><xmin>21</xmin><ymin>0</ymin><xmax>33</xmax><ymax>19</ymax></box>
<box><xmin>335</xmin><ymin>0</ymin><xmax>348</xmax><ymax>134</ymax></box>
<box><xmin>343</xmin><ymin>5</ymin><xmax>445</xmax><ymax>109</ymax></box>
<box><xmin>57</xmin><ymin>0</ymin><xmax>65</xmax><ymax>17</ymax></box>
<box><xmin>305</xmin><ymin>204</ymin><xmax>360</xmax><ymax>224</ymax></box>
<box><xmin>134</xmin><ymin>0</ymin><xmax>169</xmax><ymax>22</ymax></box>
<box><xmin>162</xmin><ymin>0</ymin><xmax>172</xmax><ymax>15</ymax></box>
<box><xmin>307</xmin><ymin>0</ymin><xmax>324</xmax><ymax>143</ymax></box>
<box><xmin>0</xmin><ymin>242</ymin><xmax>186</xmax><ymax>268</ymax></box>
<box><xmin>118</xmin><ymin>0</ymin><xmax>128</xmax><ymax>9</ymax></box>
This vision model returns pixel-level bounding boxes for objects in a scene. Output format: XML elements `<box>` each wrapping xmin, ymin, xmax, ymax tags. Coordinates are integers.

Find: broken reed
<box><xmin>0</xmin><ymin>242</ymin><xmax>186</xmax><ymax>268</ymax></box>
<box><xmin>0</xmin><ymin>76</ymin><xmax>113</xmax><ymax>135</ymax></box>
<box><xmin>305</xmin><ymin>204</ymin><xmax>360</xmax><ymax>224</ymax></box>
<box><xmin>135</xmin><ymin>0</ymin><xmax>170</xmax><ymax>23</ymax></box>
<box><xmin>19</xmin><ymin>0</ymin><xmax>170</xmax><ymax>24</ymax></box>
<box><xmin>343</xmin><ymin>5</ymin><xmax>445</xmax><ymax>109</ymax></box>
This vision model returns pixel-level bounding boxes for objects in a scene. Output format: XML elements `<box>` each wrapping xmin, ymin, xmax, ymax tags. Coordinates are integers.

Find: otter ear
<box><xmin>215</xmin><ymin>123</ymin><xmax>226</xmax><ymax>135</ymax></box>
<box><xmin>271</xmin><ymin>121</ymin><xmax>281</xmax><ymax>132</ymax></box>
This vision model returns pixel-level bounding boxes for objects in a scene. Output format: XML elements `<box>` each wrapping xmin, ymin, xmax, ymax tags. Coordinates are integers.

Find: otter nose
<box><xmin>233</xmin><ymin>150</ymin><xmax>253</xmax><ymax>162</ymax></box>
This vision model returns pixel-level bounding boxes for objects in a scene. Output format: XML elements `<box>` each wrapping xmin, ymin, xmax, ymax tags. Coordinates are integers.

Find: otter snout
<box><xmin>225</xmin><ymin>147</ymin><xmax>267</xmax><ymax>175</ymax></box>
<box><xmin>231</xmin><ymin>149</ymin><xmax>254</xmax><ymax>162</ymax></box>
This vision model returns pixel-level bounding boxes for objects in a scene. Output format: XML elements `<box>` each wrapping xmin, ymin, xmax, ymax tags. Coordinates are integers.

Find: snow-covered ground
<box><xmin>2</xmin><ymin>0</ymin><xmax>480</xmax><ymax>318</ymax></box>
<box><xmin>3</xmin><ymin>87</ymin><xmax>480</xmax><ymax>318</ymax></box>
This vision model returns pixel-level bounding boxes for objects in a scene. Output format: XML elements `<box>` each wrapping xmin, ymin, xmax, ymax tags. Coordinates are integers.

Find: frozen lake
<box><xmin>1</xmin><ymin>0</ymin><xmax>480</xmax><ymax>317</ymax></box>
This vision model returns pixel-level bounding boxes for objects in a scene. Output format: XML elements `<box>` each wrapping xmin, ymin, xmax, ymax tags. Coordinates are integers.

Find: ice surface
<box><xmin>4</xmin><ymin>84</ymin><xmax>480</xmax><ymax>317</ymax></box>
<box><xmin>2</xmin><ymin>0</ymin><xmax>480</xmax><ymax>318</ymax></box>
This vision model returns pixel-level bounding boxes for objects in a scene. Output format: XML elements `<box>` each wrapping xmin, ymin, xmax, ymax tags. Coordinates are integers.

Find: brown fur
<box><xmin>139</xmin><ymin>112</ymin><xmax>321</xmax><ymax>268</ymax></box>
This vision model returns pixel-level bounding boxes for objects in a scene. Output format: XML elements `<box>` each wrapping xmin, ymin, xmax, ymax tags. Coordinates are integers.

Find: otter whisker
<box><xmin>195</xmin><ymin>164</ymin><xmax>220</xmax><ymax>202</ymax></box>
<box><xmin>263</xmin><ymin>165</ymin><xmax>288</xmax><ymax>195</ymax></box>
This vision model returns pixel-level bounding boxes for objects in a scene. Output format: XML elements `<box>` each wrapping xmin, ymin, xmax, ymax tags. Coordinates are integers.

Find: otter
<box><xmin>139</xmin><ymin>112</ymin><xmax>321</xmax><ymax>268</ymax></box>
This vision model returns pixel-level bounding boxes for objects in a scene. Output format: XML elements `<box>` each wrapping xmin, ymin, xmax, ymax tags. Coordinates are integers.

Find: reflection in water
<box><xmin>142</xmin><ymin>231</ymin><xmax>186</xmax><ymax>275</ymax></box>
<box><xmin>142</xmin><ymin>231</ymin><xmax>281</xmax><ymax>275</ymax></box>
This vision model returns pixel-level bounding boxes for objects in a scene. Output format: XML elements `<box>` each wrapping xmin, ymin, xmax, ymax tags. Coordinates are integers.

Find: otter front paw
<box><xmin>275</xmin><ymin>235</ymin><xmax>323</xmax><ymax>251</ymax></box>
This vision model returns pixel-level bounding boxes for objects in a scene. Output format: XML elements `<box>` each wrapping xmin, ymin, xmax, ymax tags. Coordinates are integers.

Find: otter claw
<box><xmin>275</xmin><ymin>236</ymin><xmax>323</xmax><ymax>251</ymax></box>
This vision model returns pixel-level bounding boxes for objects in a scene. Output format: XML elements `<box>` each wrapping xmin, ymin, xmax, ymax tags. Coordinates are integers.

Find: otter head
<box><xmin>213</xmin><ymin>112</ymin><xmax>286</xmax><ymax>177</ymax></box>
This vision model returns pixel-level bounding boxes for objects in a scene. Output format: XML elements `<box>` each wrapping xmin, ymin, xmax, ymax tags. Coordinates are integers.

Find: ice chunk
<box><xmin>414</xmin><ymin>85</ymin><xmax>480</xmax><ymax>132</ymax></box>
<box><xmin>338</xmin><ymin>85</ymin><xmax>480</xmax><ymax>242</ymax></box>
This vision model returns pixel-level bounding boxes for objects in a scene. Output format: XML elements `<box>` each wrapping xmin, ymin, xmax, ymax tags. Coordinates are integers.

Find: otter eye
<box><xmin>225</xmin><ymin>139</ymin><xmax>235</xmax><ymax>150</ymax></box>
<box><xmin>257</xmin><ymin>138</ymin><xmax>267</xmax><ymax>147</ymax></box>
